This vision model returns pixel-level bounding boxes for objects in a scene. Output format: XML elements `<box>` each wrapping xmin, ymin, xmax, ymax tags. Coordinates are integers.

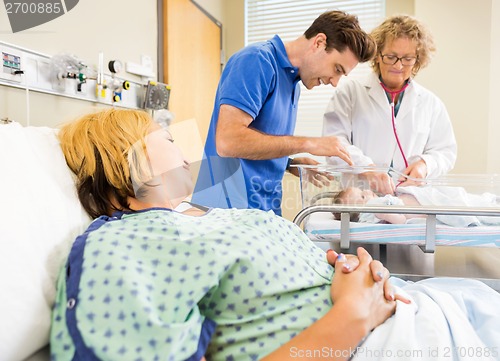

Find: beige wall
<box><xmin>0</xmin><ymin>0</ymin><xmax>157</xmax><ymax>127</ymax></box>
<box><xmin>377</xmin><ymin>0</ymin><xmax>500</xmax><ymax>176</ymax></box>
<box><xmin>386</xmin><ymin>0</ymin><xmax>415</xmax><ymax>15</ymax></box>
<box><xmin>489</xmin><ymin>0</ymin><xmax>500</xmax><ymax>173</ymax></box>
<box><xmin>221</xmin><ymin>0</ymin><xmax>245</xmax><ymax>60</ymax></box>
<box><xmin>414</xmin><ymin>0</ymin><xmax>496</xmax><ymax>174</ymax></box>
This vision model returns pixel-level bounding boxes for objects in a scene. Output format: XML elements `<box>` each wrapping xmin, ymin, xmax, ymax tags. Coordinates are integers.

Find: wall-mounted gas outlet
<box><xmin>0</xmin><ymin>41</ymin><xmax>147</xmax><ymax>110</ymax></box>
<box><xmin>1</xmin><ymin>45</ymin><xmax>23</xmax><ymax>83</ymax></box>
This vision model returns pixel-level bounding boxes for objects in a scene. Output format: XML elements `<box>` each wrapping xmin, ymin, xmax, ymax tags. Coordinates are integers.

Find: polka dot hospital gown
<box><xmin>50</xmin><ymin>207</ymin><xmax>334</xmax><ymax>360</ymax></box>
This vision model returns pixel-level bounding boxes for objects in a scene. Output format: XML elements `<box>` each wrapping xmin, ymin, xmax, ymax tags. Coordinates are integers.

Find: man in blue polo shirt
<box><xmin>192</xmin><ymin>10</ymin><xmax>376</xmax><ymax>216</ymax></box>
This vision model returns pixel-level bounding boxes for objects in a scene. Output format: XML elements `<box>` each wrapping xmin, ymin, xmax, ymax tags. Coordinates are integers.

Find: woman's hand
<box><xmin>263</xmin><ymin>247</ymin><xmax>410</xmax><ymax>361</ymax></box>
<box><xmin>330</xmin><ymin>247</ymin><xmax>406</xmax><ymax>331</ymax></box>
<box><xmin>326</xmin><ymin>248</ymin><xmax>410</xmax><ymax>303</ymax></box>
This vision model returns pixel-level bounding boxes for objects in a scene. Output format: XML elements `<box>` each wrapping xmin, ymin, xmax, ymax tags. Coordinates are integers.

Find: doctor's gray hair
<box><xmin>370</xmin><ymin>14</ymin><xmax>436</xmax><ymax>77</ymax></box>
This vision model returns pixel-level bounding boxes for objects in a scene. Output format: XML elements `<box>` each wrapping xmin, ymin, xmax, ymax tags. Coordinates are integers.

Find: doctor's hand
<box><xmin>398</xmin><ymin>159</ymin><xmax>427</xmax><ymax>187</ymax></box>
<box><xmin>360</xmin><ymin>170</ymin><xmax>395</xmax><ymax>195</ymax></box>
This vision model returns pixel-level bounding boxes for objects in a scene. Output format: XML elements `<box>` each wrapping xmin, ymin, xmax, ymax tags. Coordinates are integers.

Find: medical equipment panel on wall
<box><xmin>0</xmin><ymin>40</ymin><xmax>157</xmax><ymax>109</ymax></box>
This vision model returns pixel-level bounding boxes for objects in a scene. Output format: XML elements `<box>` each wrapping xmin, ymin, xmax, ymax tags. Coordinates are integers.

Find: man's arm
<box><xmin>215</xmin><ymin>104</ymin><xmax>353</xmax><ymax>164</ymax></box>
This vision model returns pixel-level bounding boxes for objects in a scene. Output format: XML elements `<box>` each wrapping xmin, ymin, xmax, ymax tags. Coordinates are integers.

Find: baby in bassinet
<box><xmin>333</xmin><ymin>185</ymin><xmax>500</xmax><ymax>227</ymax></box>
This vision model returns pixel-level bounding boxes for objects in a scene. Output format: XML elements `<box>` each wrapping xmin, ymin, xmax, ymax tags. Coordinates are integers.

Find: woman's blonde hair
<box><xmin>370</xmin><ymin>15</ymin><xmax>436</xmax><ymax>77</ymax></box>
<box><xmin>58</xmin><ymin>108</ymin><xmax>152</xmax><ymax>218</ymax></box>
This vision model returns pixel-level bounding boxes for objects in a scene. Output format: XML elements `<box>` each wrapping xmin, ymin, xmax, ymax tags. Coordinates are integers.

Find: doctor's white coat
<box><xmin>322</xmin><ymin>72</ymin><xmax>457</xmax><ymax>178</ymax></box>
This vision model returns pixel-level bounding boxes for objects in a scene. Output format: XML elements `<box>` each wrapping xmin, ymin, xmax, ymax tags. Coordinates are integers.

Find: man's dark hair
<box><xmin>304</xmin><ymin>10</ymin><xmax>376</xmax><ymax>62</ymax></box>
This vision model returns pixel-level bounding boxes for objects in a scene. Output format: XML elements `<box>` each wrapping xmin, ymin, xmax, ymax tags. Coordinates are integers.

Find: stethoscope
<box><xmin>379</xmin><ymin>80</ymin><xmax>410</xmax><ymax>169</ymax></box>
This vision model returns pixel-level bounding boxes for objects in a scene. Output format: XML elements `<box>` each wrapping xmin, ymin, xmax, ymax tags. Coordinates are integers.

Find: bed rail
<box><xmin>293</xmin><ymin>204</ymin><xmax>500</xmax><ymax>253</ymax></box>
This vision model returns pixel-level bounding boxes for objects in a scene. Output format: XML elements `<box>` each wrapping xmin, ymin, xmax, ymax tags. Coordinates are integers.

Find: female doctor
<box><xmin>322</xmin><ymin>15</ymin><xmax>457</xmax><ymax>195</ymax></box>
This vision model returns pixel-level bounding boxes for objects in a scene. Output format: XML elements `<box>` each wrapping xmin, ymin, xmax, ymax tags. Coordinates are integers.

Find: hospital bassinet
<box><xmin>292</xmin><ymin>165</ymin><xmax>500</xmax><ymax>291</ymax></box>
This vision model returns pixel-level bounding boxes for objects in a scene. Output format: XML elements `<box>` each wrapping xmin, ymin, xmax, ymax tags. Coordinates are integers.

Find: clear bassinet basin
<box><xmin>291</xmin><ymin>165</ymin><xmax>500</xmax><ymax>290</ymax></box>
<box><xmin>291</xmin><ymin>165</ymin><xmax>500</xmax><ymax>209</ymax></box>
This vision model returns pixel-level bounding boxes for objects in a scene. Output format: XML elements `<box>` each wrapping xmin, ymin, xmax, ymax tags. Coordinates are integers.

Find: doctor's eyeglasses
<box><xmin>380</xmin><ymin>54</ymin><xmax>418</xmax><ymax>66</ymax></box>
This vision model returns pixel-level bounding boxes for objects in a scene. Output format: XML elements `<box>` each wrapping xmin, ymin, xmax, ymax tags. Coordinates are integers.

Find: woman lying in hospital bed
<box><xmin>333</xmin><ymin>185</ymin><xmax>500</xmax><ymax>227</ymax></box>
<box><xmin>51</xmin><ymin>109</ymin><xmax>499</xmax><ymax>361</ymax></box>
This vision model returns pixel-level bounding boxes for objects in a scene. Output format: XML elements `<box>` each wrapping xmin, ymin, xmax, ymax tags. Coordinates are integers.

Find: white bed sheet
<box><xmin>354</xmin><ymin>277</ymin><xmax>500</xmax><ymax>361</ymax></box>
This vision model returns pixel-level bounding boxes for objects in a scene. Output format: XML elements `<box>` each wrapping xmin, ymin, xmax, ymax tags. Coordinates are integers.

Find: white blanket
<box><xmin>354</xmin><ymin>278</ymin><xmax>500</xmax><ymax>361</ymax></box>
<box><xmin>397</xmin><ymin>186</ymin><xmax>500</xmax><ymax>227</ymax></box>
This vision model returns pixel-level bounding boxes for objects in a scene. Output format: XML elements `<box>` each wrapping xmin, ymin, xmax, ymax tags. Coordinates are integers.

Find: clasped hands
<box><xmin>326</xmin><ymin>247</ymin><xmax>411</xmax><ymax>331</ymax></box>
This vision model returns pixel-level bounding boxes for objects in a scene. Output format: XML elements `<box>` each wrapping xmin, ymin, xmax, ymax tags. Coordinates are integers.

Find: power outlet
<box><xmin>141</xmin><ymin>55</ymin><xmax>153</xmax><ymax>69</ymax></box>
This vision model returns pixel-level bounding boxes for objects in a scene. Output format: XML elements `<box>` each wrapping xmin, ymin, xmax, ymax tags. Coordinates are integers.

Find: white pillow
<box><xmin>0</xmin><ymin>122</ymin><xmax>91</xmax><ymax>361</ymax></box>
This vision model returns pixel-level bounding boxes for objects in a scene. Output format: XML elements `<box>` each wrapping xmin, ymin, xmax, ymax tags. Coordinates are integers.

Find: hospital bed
<box><xmin>1</xmin><ymin>121</ymin><xmax>499</xmax><ymax>361</ymax></box>
<box><xmin>292</xmin><ymin>165</ymin><xmax>500</xmax><ymax>292</ymax></box>
<box><xmin>0</xmin><ymin>120</ymin><xmax>91</xmax><ymax>361</ymax></box>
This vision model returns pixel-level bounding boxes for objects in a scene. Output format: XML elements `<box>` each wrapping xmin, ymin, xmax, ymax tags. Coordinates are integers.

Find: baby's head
<box><xmin>335</xmin><ymin>187</ymin><xmax>377</xmax><ymax>205</ymax></box>
<box><xmin>332</xmin><ymin>187</ymin><xmax>377</xmax><ymax>221</ymax></box>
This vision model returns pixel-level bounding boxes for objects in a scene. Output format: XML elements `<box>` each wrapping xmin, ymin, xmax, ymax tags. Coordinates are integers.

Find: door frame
<box><xmin>156</xmin><ymin>0</ymin><xmax>223</xmax><ymax>81</ymax></box>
